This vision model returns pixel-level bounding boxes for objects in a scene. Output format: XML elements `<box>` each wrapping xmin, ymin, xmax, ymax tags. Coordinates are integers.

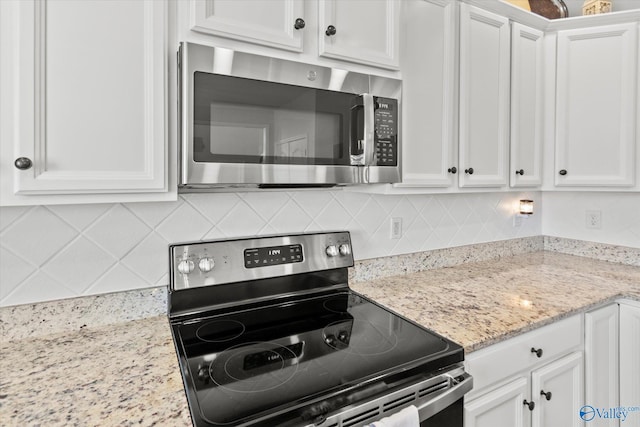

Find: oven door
<box><xmin>179</xmin><ymin>43</ymin><xmax>401</xmax><ymax>188</ymax></box>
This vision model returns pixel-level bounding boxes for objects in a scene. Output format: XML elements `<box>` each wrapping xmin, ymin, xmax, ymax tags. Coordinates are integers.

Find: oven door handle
<box><xmin>417</xmin><ymin>371</ymin><xmax>473</xmax><ymax>422</ymax></box>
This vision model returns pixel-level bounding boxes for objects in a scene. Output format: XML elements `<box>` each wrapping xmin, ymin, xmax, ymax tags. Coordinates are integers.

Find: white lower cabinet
<box><xmin>464</xmin><ymin>315</ymin><xmax>584</xmax><ymax>427</ymax></box>
<box><xmin>465</xmin><ymin>376</ymin><xmax>530</xmax><ymax>427</ymax></box>
<box><xmin>531</xmin><ymin>352</ymin><xmax>584</xmax><ymax>427</ymax></box>
<box><xmin>585</xmin><ymin>304</ymin><xmax>620</xmax><ymax>427</ymax></box>
<box><xmin>465</xmin><ymin>352</ymin><xmax>584</xmax><ymax>427</ymax></box>
<box><xmin>620</xmin><ymin>302</ymin><xmax>640</xmax><ymax>427</ymax></box>
<box><xmin>465</xmin><ymin>302</ymin><xmax>640</xmax><ymax>427</ymax></box>
<box><xmin>585</xmin><ymin>301</ymin><xmax>640</xmax><ymax>427</ymax></box>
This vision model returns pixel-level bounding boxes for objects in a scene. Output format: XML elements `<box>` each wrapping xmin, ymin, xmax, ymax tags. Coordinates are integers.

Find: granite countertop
<box><xmin>351</xmin><ymin>251</ymin><xmax>640</xmax><ymax>352</ymax></box>
<box><xmin>1</xmin><ymin>251</ymin><xmax>639</xmax><ymax>426</ymax></box>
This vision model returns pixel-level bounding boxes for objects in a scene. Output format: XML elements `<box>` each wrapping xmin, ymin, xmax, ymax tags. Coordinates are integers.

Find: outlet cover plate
<box><xmin>585</xmin><ymin>210</ymin><xmax>602</xmax><ymax>229</ymax></box>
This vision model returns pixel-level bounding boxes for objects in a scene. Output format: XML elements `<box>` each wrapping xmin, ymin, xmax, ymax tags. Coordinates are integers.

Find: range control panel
<box><xmin>170</xmin><ymin>232</ymin><xmax>353</xmax><ymax>291</ymax></box>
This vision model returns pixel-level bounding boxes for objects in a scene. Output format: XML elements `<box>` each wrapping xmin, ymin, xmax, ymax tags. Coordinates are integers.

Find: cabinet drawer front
<box><xmin>466</xmin><ymin>315</ymin><xmax>583</xmax><ymax>392</ymax></box>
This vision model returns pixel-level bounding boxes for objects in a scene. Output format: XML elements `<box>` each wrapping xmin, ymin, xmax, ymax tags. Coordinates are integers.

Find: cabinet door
<box><xmin>458</xmin><ymin>4</ymin><xmax>510</xmax><ymax>187</ymax></box>
<box><xmin>318</xmin><ymin>0</ymin><xmax>399</xmax><ymax>69</ymax></box>
<box><xmin>190</xmin><ymin>0</ymin><xmax>304</xmax><ymax>51</ymax></box>
<box><xmin>464</xmin><ymin>376</ymin><xmax>530</xmax><ymax>427</ymax></box>
<box><xmin>397</xmin><ymin>0</ymin><xmax>457</xmax><ymax>187</ymax></box>
<box><xmin>510</xmin><ymin>23</ymin><xmax>543</xmax><ymax>188</ymax></box>
<box><xmin>620</xmin><ymin>303</ymin><xmax>640</xmax><ymax>426</ymax></box>
<box><xmin>555</xmin><ymin>23</ymin><xmax>637</xmax><ymax>186</ymax></box>
<box><xmin>1</xmin><ymin>0</ymin><xmax>167</xmax><ymax>198</ymax></box>
<box><xmin>531</xmin><ymin>352</ymin><xmax>584</xmax><ymax>427</ymax></box>
<box><xmin>585</xmin><ymin>304</ymin><xmax>619</xmax><ymax>427</ymax></box>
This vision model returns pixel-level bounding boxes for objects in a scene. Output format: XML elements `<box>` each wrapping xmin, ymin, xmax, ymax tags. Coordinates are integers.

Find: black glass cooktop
<box><xmin>171</xmin><ymin>290</ymin><xmax>463</xmax><ymax>426</ymax></box>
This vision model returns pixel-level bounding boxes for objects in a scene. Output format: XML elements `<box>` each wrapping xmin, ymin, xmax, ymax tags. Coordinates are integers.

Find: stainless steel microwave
<box><xmin>178</xmin><ymin>42</ymin><xmax>401</xmax><ymax>189</ymax></box>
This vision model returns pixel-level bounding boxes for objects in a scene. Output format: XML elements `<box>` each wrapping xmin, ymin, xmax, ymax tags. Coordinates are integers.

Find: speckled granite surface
<box><xmin>0</xmin><ymin>250</ymin><xmax>638</xmax><ymax>426</ymax></box>
<box><xmin>0</xmin><ymin>316</ymin><xmax>191</xmax><ymax>427</ymax></box>
<box><xmin>351</xmin><ymin>251</ymin><xmax>640</xmax><ymax>352</ymax></box>
<box><xmin>545</xmin><ymin>236</ymin><xmax>640</xmax><ymax>267</ymax></box>
<box><xmin>0</xmin><ymin>287</ymin><xmax>167</xmax><ymax>341</ymax></box>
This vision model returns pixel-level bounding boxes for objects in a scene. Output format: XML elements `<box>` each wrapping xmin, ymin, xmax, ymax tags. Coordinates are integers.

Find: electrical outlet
<box><xmin>585</xmin><ymin>210</ymin><xmax>602</xmax><ymax>229</ymax></box>
<box><xmin>391</xmin><ymin>217</ymin><xmax>402</xmax><ymax>239</ymax></box>
<box><xmin>513</xmin><ymin>215</ymin><xmax>523</xmax><ymax>227</ymax></box>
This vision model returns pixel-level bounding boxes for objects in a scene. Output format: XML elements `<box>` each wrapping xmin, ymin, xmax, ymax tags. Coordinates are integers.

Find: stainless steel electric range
<box><xmin>168</xmin><ymin>232</ymin><xmax>472</xmax><ymax>427</ymax></box>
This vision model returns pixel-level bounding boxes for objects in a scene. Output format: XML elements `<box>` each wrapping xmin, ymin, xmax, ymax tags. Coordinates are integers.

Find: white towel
<box><xmin>366</xmin><ymin>405</ymin><xmax>420</xmax><ymax>427</ymax></box>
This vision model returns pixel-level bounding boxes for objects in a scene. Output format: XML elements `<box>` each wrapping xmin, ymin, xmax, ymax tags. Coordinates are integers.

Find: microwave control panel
<box><xmin>374</xmin><ymin>97</ymin><xmax>398</xmax><ymax>166</ymax></box>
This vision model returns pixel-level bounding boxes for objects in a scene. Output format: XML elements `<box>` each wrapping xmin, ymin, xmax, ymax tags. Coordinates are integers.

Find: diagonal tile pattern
<box><xmin>0</xmin><ymin>191</ymin><xmax>549</xmax><ymax>307</ymax></box>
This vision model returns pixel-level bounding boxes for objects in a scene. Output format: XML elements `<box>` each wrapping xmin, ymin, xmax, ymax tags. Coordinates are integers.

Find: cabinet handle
<box><xmin>531</xmin><ymin>347</ymin><xmax>543</xmax><ymax>358</ymax></box>
<box><xmin>515</xmin><ymin>169</ymin><xmax>524</xmax><ymax>175</ymax></box>
<box><xmin>447</xmin><ymin>167</ymin><xmax>457</xmax><ymax>174</ymax></box>
<box><xmin>540</xmin><ymin>390</ymin><xmax>552</xmax><ymax>401</ymax></box>
<box><xmin>294</xmin><ymin>18</ymin><xmax>305</xmax><ymax>30</ymax></box>
<box><xmin>559</xmin><ymin>169</ymin><xmax>567</xmax><ymax>176</ymax></box>
<box><xmin>523</xmin><ymin>400</ymin><xmax>535</xmax><ymax>411</ymax></box>
<box><xmin>464</xmin><ymin>168</ymin><xmax>474</xmax><ymax>175</ymax></box>
<box><xmin>14</xmin><ymin>157</ymin><xmax>33</xmax><ymax>170</ymax></box>
<box><xmin>325</xmin><ymin>25</ymin><xmax>337</xmax><ymax>36</ymax></box>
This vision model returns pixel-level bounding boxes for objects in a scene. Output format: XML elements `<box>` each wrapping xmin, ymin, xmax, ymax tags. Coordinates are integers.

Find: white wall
<box><xmin>542</xmin><ymin>192</ymin><xmax>640</xmax><ymax>248</ymax></box>
<box><xmin>0</xmin><ymin>190</ymin><xmax>540</xmax><ymax>307</ymax></box>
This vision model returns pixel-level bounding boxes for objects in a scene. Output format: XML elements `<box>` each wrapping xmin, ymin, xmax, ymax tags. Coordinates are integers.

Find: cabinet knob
<box><xmin>294</xmin><ymin>18</ymin><xmax>305</xmax><ymax>30</ymax></box>
<box><xmin>531</xmin><ymin>347</ymin><xmax>543</xmax><ymax>358</ymax></box>
<box><xmin>325</xmin><ymin>25</ymin><xmax>337</xmax><ymax>36</ymax></box>
<box><xmin>515</xmin><ymin>169</ymin><xmax>524</xmax><ymax>175</ymax></box>
<box><xmin>447</xmin><ymin>167</ymin><xmax>457</xmax><ymax>174</ymax></box>
<box><xmin>559</xmin><ymin>169</ymin><xmax>567</xmax><ymax>176</ymax></box>
<box><xmin>464</xmin><ymin>168</ymin><xmax>474</xmax><ymax>175</ymax></box>
<box><xmin>523</xmin><ymin>400</ymin><xmax>535</xmax><ymax>411</ymax></box>
<box><xmin>14</xmin><ymin>157</ymin><xmax>33</xmax><ymax>170</ymax></box>
<box><xmin>540</xmin><ymin>390</ymin><xmax>552</xmax><ymax>401</ymax></box>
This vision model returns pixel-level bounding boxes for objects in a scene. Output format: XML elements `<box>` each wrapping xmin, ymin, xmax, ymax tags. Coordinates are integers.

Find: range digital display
<box><xmin>244</xmin><ymin>244</ymin><xmax>303</xmax><ymax>268</ymax></box>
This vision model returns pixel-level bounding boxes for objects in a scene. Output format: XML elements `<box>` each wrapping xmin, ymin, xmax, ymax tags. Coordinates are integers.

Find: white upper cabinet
<box><xmin>0</xmin><ymin>0</ymin><xmax>170</xmax><ymax>205</ymax></box>
<box><xmin>458</xmin><ymin>4</ymin><xmax>511</xmax><ymax>188</ymax></box>
<box><xmin>554</xmin><ymin>23</ymin><xmax>638</xmax><ymax>187</ymax></box>
<box><xmin>510</xmin><ymin>23</ymin><xmax>544</xmax><ymax>188</ymax></box>
<box><xmin>397</xmin><ymin>0</ymin><xmax>457</xmax><ymax>187</ymax></box>
<box><xmin>189</xmin><ymin>0</ymin><xmax>305</xmax><ymax>52</ymax></box>
<box><xmin>318</xmin><ymin>0</ymin><xmax>399</xmax><ymax>69</ymax></box>
<box><xmin>187</xmin><ymin>0</ymin><xmax>400</xmax><ymax>70</ymax></box>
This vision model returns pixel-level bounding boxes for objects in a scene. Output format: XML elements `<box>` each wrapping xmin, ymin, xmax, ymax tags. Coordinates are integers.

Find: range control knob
<box><xmin>177</xmin><ymin>260</ymin><xmax>195</xmax><ymax>275</ymax></box>
<box><xmin>338</xmin><ymin>244</ymin><xmax>351</xmax><ymax>256</ymax></box>
<box><xmin>198</xmin><ymin>257</ymin><xmax>215</xmax><ymax>273</ymax></box>
<box><xmin>326</xmin><ymin>245</ymin><xmax>339</xmax><ymax>257</ymax></box>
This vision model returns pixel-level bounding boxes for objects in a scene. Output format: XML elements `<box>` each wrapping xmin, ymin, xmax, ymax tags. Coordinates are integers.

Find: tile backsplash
<box><xmin>0</xmin><ymin>190</ymin><xmax>540</xmax><ymax>307</ymax></box>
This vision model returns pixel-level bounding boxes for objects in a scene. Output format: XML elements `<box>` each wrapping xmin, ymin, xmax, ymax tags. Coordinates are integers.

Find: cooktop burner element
<box><xmin>195</xmin><ymin>320</ymin><xmax>245</xmax><ymax>343</ymax></box>
<box><xmin>168</xmin><ymin>232</ymin><xmax>471</xmax><ymax>427</ymax></box>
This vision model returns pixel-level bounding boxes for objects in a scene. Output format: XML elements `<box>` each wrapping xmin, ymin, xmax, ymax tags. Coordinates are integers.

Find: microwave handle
<box><xmin>349</xmin><ymin>94</ymin><xmax>376</xmax><ymax>167</ymax></box>
<box><xmin>362</xmin><ymin>94</ymin><xmax>376</xmax><ymax>166</ymax></box>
